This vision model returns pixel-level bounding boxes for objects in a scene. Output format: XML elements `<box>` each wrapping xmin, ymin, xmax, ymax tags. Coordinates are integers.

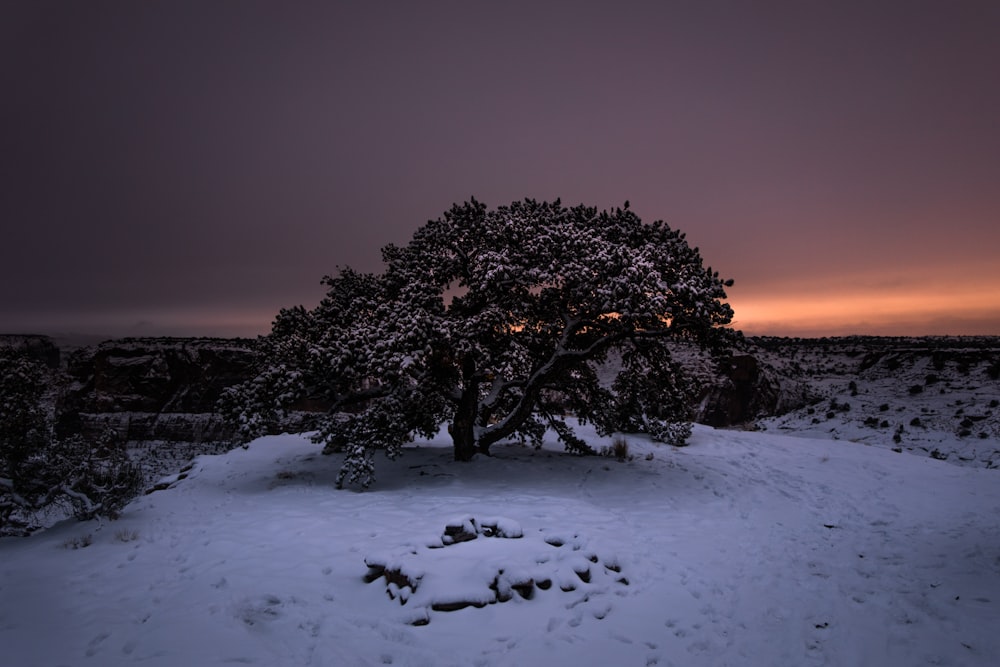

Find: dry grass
<box><xmin>114</xmin><ymin>528</ymin><xmax>140</xmax><ymax>543</ymax></box>
<box><xmin>62</xmin><ymin>534</ymin><xmax>93</xmax><ymax>550</ymax></box>
<box><xmin>599</xmin><ymin>436</ymin><xmax>632</xmax><ymax>462</ymax></box>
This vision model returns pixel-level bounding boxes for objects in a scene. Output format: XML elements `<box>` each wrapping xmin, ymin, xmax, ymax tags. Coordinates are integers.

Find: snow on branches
<box><xmin>1</xmin><ymin>352</ymin><xmax>143</xmax><ymax>534</ymax></box>
<box><xmin>223</xmin><ymin>198</ymin><xmax>737</xmax><ymax>487</ymax></box>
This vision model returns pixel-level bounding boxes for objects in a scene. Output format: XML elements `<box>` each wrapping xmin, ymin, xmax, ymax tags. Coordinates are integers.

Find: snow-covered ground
<box><xmin>751</xmin><ymin>338</ymin><xmax>1000</xmax><ymax>468</ymax></box>
<box><xmin>3</xmin><ymin>423</ymin><xmax>998</xmax><ymax>666</ymax></box>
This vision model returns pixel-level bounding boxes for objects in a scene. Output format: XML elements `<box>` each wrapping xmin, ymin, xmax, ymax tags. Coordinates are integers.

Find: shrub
<box><xmin>1</xmin><ymin>352</ymin><xmax>144</xmax><ymax>535</ymax></box>
<box><xmin>612</xmin><ymin>436</ymin><xmax>630</xmax><ymax>461</ymax></box>
<box><xmin>115</xmin><ymin>528</ymin><xmax>140</xmax><ymax>543</ymax></box>
<box><xmin>54</xmin><ymin>431</ymin><xmax>145</xmax><ymax>521</ymax></box>
<box><xmin>600</xmin><ymin>436</ymin><xmax>631</xmax><ymax>462</ymax></box>
<box><xmin>63</xmin><ymin>534</ymin><xmax>93</xmax><ymax>549</ymax></box>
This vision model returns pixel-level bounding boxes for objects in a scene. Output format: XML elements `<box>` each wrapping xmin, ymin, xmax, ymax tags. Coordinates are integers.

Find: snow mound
<box><xmin>364</xmin><ymin>517</ymin><xmax>628</xmax><ymax>624</ymax></box>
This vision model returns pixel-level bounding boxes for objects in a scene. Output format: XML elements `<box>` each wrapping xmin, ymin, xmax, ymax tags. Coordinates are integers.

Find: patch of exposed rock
<box><xmin>692</xmin><ymin>353</ymin><xmax>815</xmax><ymax>427</ymax></box>
<box><xmin>57</xmin><ymin>337</ymin><xmax>256</xmax><ymax>443</ymax></box>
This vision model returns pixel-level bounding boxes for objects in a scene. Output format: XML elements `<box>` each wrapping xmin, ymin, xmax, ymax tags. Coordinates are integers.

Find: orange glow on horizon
<box><xmin>12</xmin><ymin>276</ymin><xmax>1000</xmax><ymax>341</ymax></box>
<box><xmin>718</xmin><ymin>259</ymin><xmax>1000</xmax><ymax>337</ymax></box>
<box><xmin>728</xmin><ymin>288</ymin><xmax>1000</xmax><ymax>337</ymax></box>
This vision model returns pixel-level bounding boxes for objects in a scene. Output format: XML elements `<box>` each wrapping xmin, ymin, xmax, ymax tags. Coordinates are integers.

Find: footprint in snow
<box><xmin>234</xmin><ymin>594</ymin><xmax>283</xmax><ymax>627</ymax></box>
<box><xmin>84</xmin><ymin>630</ymin><xmax>111</xmax><ymax>657</ymax></box>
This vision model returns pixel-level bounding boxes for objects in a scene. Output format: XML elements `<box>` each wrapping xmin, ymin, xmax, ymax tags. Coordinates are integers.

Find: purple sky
<box><xmin>2</xmin><ymin>0</ymin><xmax>999</xmax><ymax>340</ymax></box>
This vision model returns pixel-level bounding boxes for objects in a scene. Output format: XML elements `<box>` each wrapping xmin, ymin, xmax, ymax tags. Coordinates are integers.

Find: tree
<box><xmin>223</xmin><ymin>198</ymin><xmax>737</xmax><ymax>487</ymax></box>
<box><xmin>0</xmin><ymin>351</ymin><xmax>52</xmax><ymax>530</ymax></box>
<box><xmin>0</xmin><ymin>351</ymin><xmax>143</xmax><ymax>534</ymax></box>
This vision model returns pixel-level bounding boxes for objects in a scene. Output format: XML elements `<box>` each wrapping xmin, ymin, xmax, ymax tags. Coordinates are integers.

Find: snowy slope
<box><xmin>2</xmin><ymin>425</ymin><xmax>998</xmax><ymax>666</ymax></box>
<box><xmin>751</xmin><ymin>338</ymin><xmax>1000</xmax><ymax>468</ymax></box>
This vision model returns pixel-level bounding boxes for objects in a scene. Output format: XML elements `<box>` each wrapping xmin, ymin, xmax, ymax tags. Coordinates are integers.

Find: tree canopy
<box><xmin>222</xmin><ymin>199</ymin><xmax>737</xmax><ymax>487</ymax></box>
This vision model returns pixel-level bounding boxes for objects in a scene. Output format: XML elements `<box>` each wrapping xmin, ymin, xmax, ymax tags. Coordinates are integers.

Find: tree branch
<box><xmin>477</xmin><ymin>321</ymin><xmax>629</xmax><ymax>450</ymax></box>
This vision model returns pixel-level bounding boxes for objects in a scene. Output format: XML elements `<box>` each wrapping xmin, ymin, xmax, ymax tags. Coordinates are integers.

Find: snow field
<box><xmin>1</xmin><ymin>424</ymin><xmax>998</xmax><ymax>666</ymax></box>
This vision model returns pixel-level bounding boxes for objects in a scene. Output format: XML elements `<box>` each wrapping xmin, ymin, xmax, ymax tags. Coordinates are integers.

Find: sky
<box><xmin>2</xmin><ymin>0</ymin><xmax>999</xmax><ymax>340</ymax></box>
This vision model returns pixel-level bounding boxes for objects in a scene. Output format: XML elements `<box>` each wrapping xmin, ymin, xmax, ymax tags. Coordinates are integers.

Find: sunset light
<box><xmin>728</xmin><ymin>261</ymin><xmax>1000</xmax><ymax>337</ymax></box>
<box><xmin>2</xmin><ymin>2</ymin><xmax>998</xmax><ymax>338</ymax></box>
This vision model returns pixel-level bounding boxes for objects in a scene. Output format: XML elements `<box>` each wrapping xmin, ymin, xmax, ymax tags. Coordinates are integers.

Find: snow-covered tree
<box><xmin>0</xmin><ymin>352</ymin><xmax>51</xmax><ymax>529</ymax></box>
<box><xmin>223</xmin><ymin>199</ymin><xmax>737</xmax><ymax>487</ymax></box>
<box><xmin>1</xmin><ymin>352</ymin><xmax>143</xmax><ymax>534</ymax></box>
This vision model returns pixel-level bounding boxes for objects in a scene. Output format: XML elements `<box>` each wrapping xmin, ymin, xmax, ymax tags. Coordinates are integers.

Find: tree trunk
<box><xmin>451</xmin><ymin>355</ymin><xmax>480</xmax><ymax>461</ymax></box>
<box><xmin>451</xmin><ymin>417</ymin><xmax>476</xmax><ymax>461</ymax></box>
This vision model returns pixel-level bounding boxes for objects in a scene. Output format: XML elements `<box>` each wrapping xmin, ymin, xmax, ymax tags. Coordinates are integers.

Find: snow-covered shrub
<box><xmin>0</xmin><ymin>352</ymin><xmax>52</xmax><ymax>532</ymax></box>
<box><xmin>1</xmin><ymin>352</ymin><xmax>144</xmax><ymax>534</ymax></box>
<box><xmin>51</xmin><ymin>429</ymin><xmax>144</xmax><ymax>521</ymax></box>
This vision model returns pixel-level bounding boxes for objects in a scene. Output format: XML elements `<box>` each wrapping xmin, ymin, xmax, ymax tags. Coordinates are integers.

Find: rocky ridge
<box><xmin>5</xmin><ymin>334</ymin><xmax>998</xmax><ymax>477</ymax></box>
<box><xmin>750</xmin><ymin>336</ymin><xmax>1000</xmax><ymax>468</ymax></box>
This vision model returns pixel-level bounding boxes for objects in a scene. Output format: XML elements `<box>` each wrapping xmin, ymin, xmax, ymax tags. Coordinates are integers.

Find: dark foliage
<box><xmin>1</xmin><ymin>352</ymin><xmax>143</xmax><ymax>534</ymax></box>
<box><xmin>222</xmin><ymin>199</ymin><xmax>737</xmax><ymax>487</ymax></box>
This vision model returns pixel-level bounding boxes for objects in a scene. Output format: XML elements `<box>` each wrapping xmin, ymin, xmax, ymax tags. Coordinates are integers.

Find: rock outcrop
<box><xmin>58</xmin><ymin>337</ymin><xmax>257</xmax><ymax>443</ymax></box>
<box><xmin>691</xmin><ymin>353</ymin><xmax>814</xmax><ymax>427</ymax></box>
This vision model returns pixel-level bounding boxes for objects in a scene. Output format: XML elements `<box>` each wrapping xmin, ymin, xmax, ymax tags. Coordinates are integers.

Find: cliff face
<box><xmin>64</xmin><ymin>338</ymin><xmax>254</xmax><ymax>412</ymax></box>
<box><xmin>55</xmin><ymin>337</ymin><xmax>810</xmax><ymax>444</ymax></box>
<box><xmin>692</xmin><ymin>354</ymin><xmax>814</xmax><ymax>428</ymax></box>
<box><xmin>58</xmin><ymin>338</ymin><xmax>257</xmax><ymax>443</ymax></box>
<box><xmin>11</xmin><ymin>333</ymin><xmax>997</xmax><ymax>472</ymax></box>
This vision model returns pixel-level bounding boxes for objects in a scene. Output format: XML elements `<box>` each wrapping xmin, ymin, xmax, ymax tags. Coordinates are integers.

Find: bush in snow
<box><xmin>222</xmin><ymin>198</ymin><xmax>738</xmax><ymax>487</ymax></box>
<box><xmin>50</xmin><ymin>429</ymin><xmax>145</xmax><ymax>522</ymax></box>
<box><xmin>0</xmin><ymin>352</ymin><xmax>143</xmax><ymax>534</ymax></box>
<box><xmin>0</xmin><ymin>351</ymin><xmax>52</xmax><ymax>531</ymax></box>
